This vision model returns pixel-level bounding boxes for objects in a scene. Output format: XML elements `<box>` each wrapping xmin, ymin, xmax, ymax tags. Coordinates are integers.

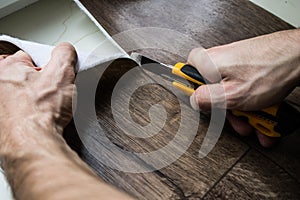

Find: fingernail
<box><xmin>34</xmin><ymin>67</ymin><xmax>42</xmax><ymax>71</ymax></box>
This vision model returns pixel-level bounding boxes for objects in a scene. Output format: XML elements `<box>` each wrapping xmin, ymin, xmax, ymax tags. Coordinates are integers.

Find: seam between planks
<box><xmin>253</xmin><ymin>148</ymin><xmax>300</xmax><ymax>185</ymax></box>
<box><xmin>201</xmin><ymin>148</ymin><xmax>251</xmax><ymax>199</ymax></box>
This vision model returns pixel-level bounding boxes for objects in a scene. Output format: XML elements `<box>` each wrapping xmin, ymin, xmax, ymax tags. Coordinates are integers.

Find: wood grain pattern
<box><xmin>241</xmin><ymin>129</ymin><xmax>300</xmax><ymax>182</ymax></box>
<box><xmin>80</xmin><ymin>0</ymin><xmax>293</xmax><ymax>48</ymax></box>
<box><xmin>203</xmin><ymin>150</ymin><xmax>300</xmax><ymax>200</ymax></box>
<box><xmin>62</xmin><ymin>0</ymin><xmax>299</xmax><ymax>199</ymax></box>
<box><xmin>0</xmin><ymin>41</ymin><xmax>21</xmax><ymax>55</ymax></box>
<box><xmin>65</xmin><ymin>59</ymin><xmax>248</xmax><ymax>199</ymax></box>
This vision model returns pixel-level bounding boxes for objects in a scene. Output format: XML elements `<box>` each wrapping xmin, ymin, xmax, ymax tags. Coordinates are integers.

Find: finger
<box><xmin>0</xmin><ymin>54</ymin><xmax>9</xmax><ymax>61</ymax></box>
<box><xmin>227</xmin><ymin>112</ymin><xmax>277</xmax><ymax>147</ymax></box>
<box><xmin>190</xmin><ymin>83</ymin><xmax>226</xmax><ymax>111</ymax></box>
<box><xmin>187</xmin><ymin>47</ymin><xmax>222</xmax><ymax>83</ymax></box>
<box><xmin>4</xmin><ymin>50</ymin><xmax>36</xmax><ymax>68</ymax></box>
<box><xmin>43</xmin><ymin>42</ymin><xmax>77</xmax><ymax>85</ymax></box>
<box><xmin>226</xmin><ymin>112</ymin><xmax>253</xmax><ymax>136</ymax></box>
<box><xmin>256</xmin><ymin>131</ymin><xmax>277</xmax><ymax>148</ymax></box>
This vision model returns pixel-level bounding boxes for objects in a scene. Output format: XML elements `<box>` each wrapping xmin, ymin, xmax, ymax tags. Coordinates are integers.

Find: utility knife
<box><xmin>131</xmin><ymin>53</ymin><xmax>300</xmax><ymax>138</ymax></box>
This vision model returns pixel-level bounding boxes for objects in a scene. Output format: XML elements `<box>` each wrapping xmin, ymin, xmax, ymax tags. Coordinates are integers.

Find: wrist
<box><xmin>0</xmin><ymin>122</ymin><xmax>98</xmax><ymax>200</ymax></box>
<box><xmin>0</xmin><ymin>118</ymin><xmax>116</xmax><ymax>200</ymax></box>
<box><xmin>288</xmin><ymin>29</ymin><xmax>300</xmax><ymax>86</ymax></box>
<box><xmin>274</xmin><ymin>29</ymin><xmax>300</xmax><ymax>87</ymax></box>
<box><xmin>0</xmin><ymin>115</ymin><xmax>62</xmax><ymax>161</ymax></box>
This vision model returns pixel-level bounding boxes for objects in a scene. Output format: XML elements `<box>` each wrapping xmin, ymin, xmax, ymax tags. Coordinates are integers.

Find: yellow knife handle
<box><xmin>172</xmin><ymin>63</ymin><xmax>206</xmax><ymax>85</ymax></box>
<box><xmin>172</xmin><ymin>81</ymin><xmax>195</xmax><ymax>96</ymax></box>
<box><xmin>172</xmin><ymin>62</ymin><xmax>283</xmax><ymax>137</ymax></box>
<box><xmin>232</xmin><ymin>106</ymin><xmax>281</xmax><ymax>137</ymax></box>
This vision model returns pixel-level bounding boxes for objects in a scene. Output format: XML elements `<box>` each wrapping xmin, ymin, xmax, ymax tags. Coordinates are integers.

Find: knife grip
<box><xmin>173</xmin><ymin>63</ymin><xmax>206</xmax><ymax>86</ymax></box>
<box><xmin>232</xmin><ymin>105</ymin><xmax>281</xmax><ymax>137</ymax></box>
<box><xmin>172</xmin><ymin>62</ymin><xmax>284</xmax><ymax>137</ymax></box>
<box><xmin>172</xmin><ymin>81</ymin><xmax>195</xmax><ymax>96</ymax></box>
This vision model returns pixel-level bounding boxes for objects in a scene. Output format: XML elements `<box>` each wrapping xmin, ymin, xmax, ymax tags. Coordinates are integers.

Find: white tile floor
<box><xmin>0</xmin><ymin>0</ymin><xmax>122</xmax><ymax>53</ymax></box>
<box><xmin>0</xmin><ymin>0</ymin><xmax>38</xmax><ymax>18</ymax></box>
<box><xmin>0</xmin><ymin>0</ymin><xmax>299</xmax><ymax>200</ymax></box>
<box><xmin>250</xmin><ymin>0</ymin><xmax>300</xmax><ymax>27</ymax></box>
<box><xmin>0</xmin><ymin>168</ymin><xmax>13</xmax><ymax>200</ymax></box>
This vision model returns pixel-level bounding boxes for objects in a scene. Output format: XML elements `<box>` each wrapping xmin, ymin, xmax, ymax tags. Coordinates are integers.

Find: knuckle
<box><xmin>56</xmin><ymin>43</ymin><xmax>76</xmax><ymax>55</ymax></box>
<box><xmin>52</xmin><ymin>43</ymin><xmax>78</xmax><ymax>67</ymax></box>
<box><xmin>57</xmin><ymin>42</ymin><xmax>74</xmax><ymax>49</ymax></box>
<box><xmin>226</xmin><ymin>92</ymin><xmax>244</xmax><ymax>109</ymax></box>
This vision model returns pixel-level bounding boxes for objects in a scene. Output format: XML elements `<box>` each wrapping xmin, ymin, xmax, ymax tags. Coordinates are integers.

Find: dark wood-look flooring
<box><xmin>63</xmin><ymin>0</ymin><xmax>299</xmax><ymax>199</ymax></box>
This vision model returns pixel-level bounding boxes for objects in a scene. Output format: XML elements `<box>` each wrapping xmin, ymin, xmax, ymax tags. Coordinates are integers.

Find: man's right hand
<box><xmin>187</xmin><ymin>29</ymin><xmax>300</xmax><ymax>147</ymax></box>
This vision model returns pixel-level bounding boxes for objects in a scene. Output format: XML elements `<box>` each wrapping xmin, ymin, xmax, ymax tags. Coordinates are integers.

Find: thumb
<box><xmin>190</xmin><ymin>83</ymin><xmax>226</xmax><ymax>111</ymax></box>
<box><xmin>187</xmin><ymin>47</ymin><xmax>222</xmax><ymax>83</ymax></box>
<box><xmin>43</xmin><ymin>42</ymin><xmax>77</xmax><ymax>86</ymax></box>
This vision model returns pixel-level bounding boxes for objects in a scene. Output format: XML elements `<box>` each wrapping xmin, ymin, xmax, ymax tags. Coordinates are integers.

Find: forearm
<box><xmin>288</xmin><ymin>29</ymin><xmax>300</xmax><ymax>85</ymax></box>
<box><xmin>230</xmin><ymin>29</ymin><xmax>300</xmax><ymax>85</ymax></box>
<box><xmin>269</xmin><ymin>29</ymin><xmax>300</xmax><ymax>86</ymax></box>
<box><xmin>0</xmin><ymin>118</ymin><xmax>132</xmax><ymax>200</ymax></box>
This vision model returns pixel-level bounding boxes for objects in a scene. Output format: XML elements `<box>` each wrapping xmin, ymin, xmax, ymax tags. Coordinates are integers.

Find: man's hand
<box><xmin>0</xmin><ymin>43</ymin><xmax>76</xmax><ymax>133</ymax></box>
<box><xmin>188</xmin><ymin>29</ymin><xmax>300</xmax><ymax>147</ymax></box>
<box><xmin>0</xmin><ymin>43</ymin><xmax>132</xmax><ymax>200</ymax></box>
<box><xmin>0</xmin><ymin>43</ymin><xmax>77</xmax><ymax>158</ymax></box>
